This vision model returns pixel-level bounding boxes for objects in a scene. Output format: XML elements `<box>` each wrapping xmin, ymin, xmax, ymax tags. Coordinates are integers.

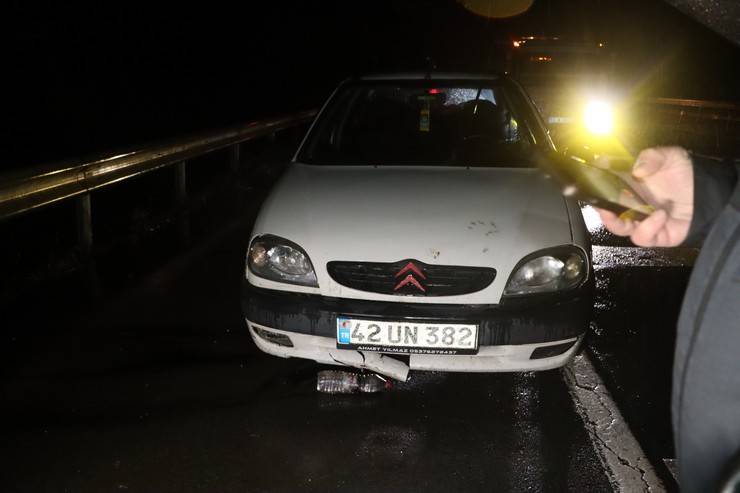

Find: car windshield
<box><xmin>299</xmin><ymin>80</ymin><xmax>542</xmax><ymax>167</ymax></box>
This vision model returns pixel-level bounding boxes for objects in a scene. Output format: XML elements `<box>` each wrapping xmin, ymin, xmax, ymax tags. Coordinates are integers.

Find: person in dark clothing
<box><xmin>596</xmin><ymin>146</ymin><xmax>740</xmax><ymax>492</ymax></box>
<box><xmin>608</xmin><ymin>1</ymin><xmax>740</xmax><ymax>489</ymax></box>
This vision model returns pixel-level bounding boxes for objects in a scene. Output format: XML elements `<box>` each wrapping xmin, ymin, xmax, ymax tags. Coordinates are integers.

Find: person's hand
<box><xmin>596</xmin><ymin>146</ymin><xmax>694</xmax><ymax>247</ymax></box>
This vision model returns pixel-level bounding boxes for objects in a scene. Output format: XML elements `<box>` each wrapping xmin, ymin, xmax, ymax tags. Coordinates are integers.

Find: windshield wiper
<box><xmin>472</xmin><ymin>86</ymin><xmax>483</xmax><ymax>115</ymax></box>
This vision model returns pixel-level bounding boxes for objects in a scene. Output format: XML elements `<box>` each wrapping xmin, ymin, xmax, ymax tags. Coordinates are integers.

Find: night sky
<box><xmin>5</xmin><ymin>0</ymin><xmax>739</xmax><ymax>169</ymax></box>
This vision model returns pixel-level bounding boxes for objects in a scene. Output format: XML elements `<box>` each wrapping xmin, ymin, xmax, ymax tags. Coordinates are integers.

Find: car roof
<box><xmin>358</xmin><ymin>72</ymin><xmax>503</xmax><ymax>81</ymax></box>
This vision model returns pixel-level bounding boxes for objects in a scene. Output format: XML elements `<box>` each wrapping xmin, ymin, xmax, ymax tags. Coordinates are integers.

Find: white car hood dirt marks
<box><xmin>249</xmin><ymin>163</ymin><xmax>573</xmax><ymax>304</ymax></box>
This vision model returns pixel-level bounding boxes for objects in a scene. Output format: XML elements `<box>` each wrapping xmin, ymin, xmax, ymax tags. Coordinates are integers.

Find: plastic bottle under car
<box><xmin>316</xmin><ymin>370</ymin><xmax>388</xmax><ymax>394</ymax></box>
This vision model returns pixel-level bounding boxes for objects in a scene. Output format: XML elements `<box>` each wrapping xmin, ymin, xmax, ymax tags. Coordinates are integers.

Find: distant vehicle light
<box><xmin>513</xmin><ymin>40</ymin><xmax>521</xmax><ymax>47</ymax></box>
<box><xmin>583</xmin><ymin>101</ymin><xmax>614</xmax><ymax>136</ymax></box>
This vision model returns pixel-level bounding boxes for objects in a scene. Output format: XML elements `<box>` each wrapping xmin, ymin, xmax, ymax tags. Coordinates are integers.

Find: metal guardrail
<box><xmin>631</xmin><ymin>98</ymin><xmax>740</xmax><ymax>158</ymax></box>
<box><xmin>0</xmin><ymin>110</ymin><xmax>316</xmax><ymax>219</ymax></box>
<box><xmin>0</xmin><ymin>110</ymin><xmax>317</xmax><ymax>252</ymax></box>
<box><xmin>644</xmin><ymin>97</ymin><xmax>740</xmax><ymax>124</ymax></box>
<box><xmin>648</xmin><ymin>97</ymin><xmax>740</xmax><ymax>113</ymax></box>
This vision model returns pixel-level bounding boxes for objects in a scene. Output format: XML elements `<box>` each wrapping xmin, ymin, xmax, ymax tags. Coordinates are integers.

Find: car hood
<box><xmin>250</xmin><ymin>163</ymin><xmax>573</xmax><ymax>304</ymax></box>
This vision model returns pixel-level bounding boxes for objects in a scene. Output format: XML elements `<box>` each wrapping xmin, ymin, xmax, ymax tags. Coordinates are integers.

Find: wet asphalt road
<box><xmin>0</xmin><ymin>164</ymin><xmax>691</xmax><ymax>492</ymax></box>
<box><xmin>1</xmin><ymin>212</ymin><xmax>613</xmax><ymax>492</ymax></box>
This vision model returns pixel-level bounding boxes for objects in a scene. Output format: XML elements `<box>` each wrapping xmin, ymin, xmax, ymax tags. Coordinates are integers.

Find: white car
<box><xmin>242</xmin><ymin>73</ymin><xmax>592</xmax><ymax>381</ymax></box>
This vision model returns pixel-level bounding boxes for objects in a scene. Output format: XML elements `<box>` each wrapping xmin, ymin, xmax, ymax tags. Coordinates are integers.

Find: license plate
<box><xmin>336</xmin><ymin>316</ymin><xmax>478</xmax><ymax>355</ymax></box>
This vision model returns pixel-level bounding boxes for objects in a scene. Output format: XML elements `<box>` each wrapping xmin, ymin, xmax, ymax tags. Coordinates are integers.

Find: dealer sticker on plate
<box><xmin>336</xmin><ymin>316</ymin><xmax>478</xmax><ymax>355</ymax></box>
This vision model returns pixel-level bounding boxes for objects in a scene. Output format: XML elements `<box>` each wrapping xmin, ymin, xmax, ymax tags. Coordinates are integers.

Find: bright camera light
<box><xmin>583</xmin><ymin>101</ymin><xmax>614</xmax><ymax>136</ymax></box>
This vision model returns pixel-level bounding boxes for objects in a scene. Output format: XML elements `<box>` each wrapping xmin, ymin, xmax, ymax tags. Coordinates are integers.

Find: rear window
<box><xmin>298</xmin><ymin>80</ymin><xmax>542</xmax><ymax>167</ymax></box>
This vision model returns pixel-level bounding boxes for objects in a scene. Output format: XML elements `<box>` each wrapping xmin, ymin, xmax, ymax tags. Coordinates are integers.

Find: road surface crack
<box><xmin>563</xmin><ymin>355</ymin><xmax>663</xmax><ymax>492</ymax></box>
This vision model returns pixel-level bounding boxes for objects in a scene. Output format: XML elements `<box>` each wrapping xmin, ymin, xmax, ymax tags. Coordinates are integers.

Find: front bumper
<box><xmin>248</xmin><ymin>323</ymin><xmax>583</xmax><ymax>373</ymax></box>
<box><xmin>242</xmin><ymin>281</ymin><xmax>592</xmax><ymax>373</ymax></box>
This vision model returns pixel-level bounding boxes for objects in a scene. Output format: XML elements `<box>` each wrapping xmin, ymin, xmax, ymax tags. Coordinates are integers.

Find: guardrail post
<box><xmin>175</xmin><ymin>161</ymin><xmax>187</xmax><ymax>204</ymax></box>
<box><xmin>230</xmin><ymin>144</ymin><xmax>241</xmax><ymax>172</ymax></box>
<box><xmin>76</xmin><ymin>193</ymin><xmax>93</xmax><ymax>255</ymax></box>
<box><xmin>174</xmin><ymin>161</ymin><xmax>190</xmax><ymax>244</ymax></box>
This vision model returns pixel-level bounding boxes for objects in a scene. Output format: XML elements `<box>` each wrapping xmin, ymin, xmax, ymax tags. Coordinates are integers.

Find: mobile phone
<box><xmin>534</xmin><ymin>150</ymin><xmax>655</xmax><ymax>221</ymax></box>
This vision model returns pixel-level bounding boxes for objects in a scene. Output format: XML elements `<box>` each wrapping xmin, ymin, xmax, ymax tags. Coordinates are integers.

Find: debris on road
<box><xmin>316</xmin><ymin>370</ymin><xmax>390</xmax><ymax>394</ymax></box>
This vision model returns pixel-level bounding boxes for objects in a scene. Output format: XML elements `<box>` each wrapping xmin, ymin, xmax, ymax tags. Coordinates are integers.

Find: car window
<box><xmin>299</xmin><ymin>81</ymin><xmax>539</xmax><ymax>167</ymax></box>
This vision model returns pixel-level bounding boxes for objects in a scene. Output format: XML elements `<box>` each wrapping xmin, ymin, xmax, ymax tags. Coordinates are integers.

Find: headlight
<box><xmin>583</xmin><ymin>100</ymin><xmax>614</xmax><ymax>136</ymax></box>
<box><xmin>247</xmin><ymin>235</ymin><xmax>318</xmax><ymax>287</ymax></box>
<box><xmin>504</xmin><ymin>246</ymin><xmax>588</xmax><ymax>296</ymax></box>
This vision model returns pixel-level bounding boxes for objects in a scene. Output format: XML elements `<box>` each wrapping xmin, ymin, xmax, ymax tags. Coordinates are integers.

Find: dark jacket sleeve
<box><xmin>681</xmin><ymin>155</ymin><xmax>739</xmax><ymax>247</ymax></box>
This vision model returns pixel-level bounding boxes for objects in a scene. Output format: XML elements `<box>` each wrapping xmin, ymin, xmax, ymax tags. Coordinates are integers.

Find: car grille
<box><xmin>327</xmin><ymin>259</ymin><xmax>496</xmax><ymax>297</ymax></box>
